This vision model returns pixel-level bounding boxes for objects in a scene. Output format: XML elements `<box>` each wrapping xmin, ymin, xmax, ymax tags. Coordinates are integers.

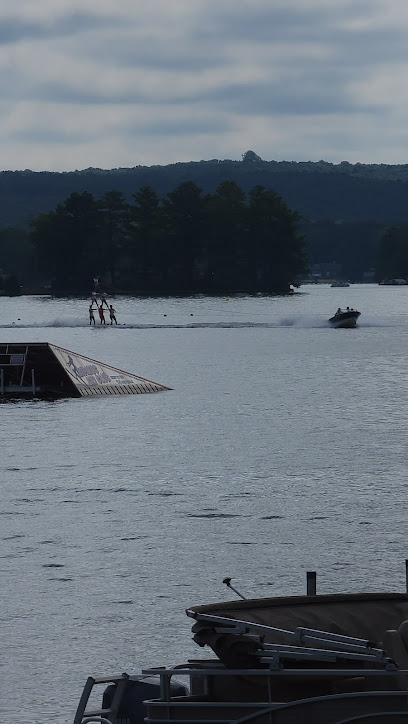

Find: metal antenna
<box><xmin>223</xmin><ymin>577</ymin><xmax>247</xmax><ymax>600</ymax></box>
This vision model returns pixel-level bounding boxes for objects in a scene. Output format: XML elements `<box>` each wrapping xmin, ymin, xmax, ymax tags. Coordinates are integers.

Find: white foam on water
<box><xmin>0</xmin><ymin>314</ymin><xmax>399</xmax><ymax>330</ymax></box>
<box><xmin>278</xmin><ymin>315</ymin><xmax>331</xmax><ymax>328</ymax></box>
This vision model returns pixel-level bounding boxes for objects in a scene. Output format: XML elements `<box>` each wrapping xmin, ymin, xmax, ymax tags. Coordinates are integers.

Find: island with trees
<box><xmin>1</xmin><ymin>152</ymin><xmax>408</xmax><ymax>294</ymax></box>
<box><xmin>29</xmin><ymin>181</ymin><xmax>307</xmax><ymax>295</ymax></box>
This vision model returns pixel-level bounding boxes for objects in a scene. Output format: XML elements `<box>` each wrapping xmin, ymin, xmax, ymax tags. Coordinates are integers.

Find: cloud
<box><xmin>122</xmin><ymin>116</ymin><xmax>233</xmax><ymax>138</ymax></box>
<box><xmin>9</xmin><ymin>127</ymin><xmax>95</xmax><ymax>145</ymax></box>
<box><xmin>1</xmin><ymin>0</ymin><xmax>408</xmax><ymax>170</ymax></box>
<box><xmin>0</xmin><ymin>11</ymin><xmax>119</xmax><ymax>45</ymax></box>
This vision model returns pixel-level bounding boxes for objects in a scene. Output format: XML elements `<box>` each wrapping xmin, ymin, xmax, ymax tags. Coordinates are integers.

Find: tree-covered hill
<box><xmin>4</xmin><ymin>154</ymin><xmax>408</xmax><ymax>227</ymax></box>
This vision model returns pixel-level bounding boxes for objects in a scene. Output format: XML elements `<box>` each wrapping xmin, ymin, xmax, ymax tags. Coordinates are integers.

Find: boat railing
<box><xmin>143</xmin><ymin>665</ymin><xmax>408</xmax><ymax>692</ymax></box>
<box><xmin>142</xmin><ymin>683</ymin><xmax>408</xmax><ymax>724</ymax></box>
<box><xmin>142</xmin><ymin>665</ymin><xmax>408</xmax><ymax>724</ymax></box>
<box><xmin>73</xmin><ymin>672</ymin><xmax>130</xmax><ymax>724</ymax></box>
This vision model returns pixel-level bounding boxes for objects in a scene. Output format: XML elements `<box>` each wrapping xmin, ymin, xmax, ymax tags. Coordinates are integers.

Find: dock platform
<box><xmin>0</xmin><ymin>343</ymin><xmax>171</xmax><ymax>398</ymax></box>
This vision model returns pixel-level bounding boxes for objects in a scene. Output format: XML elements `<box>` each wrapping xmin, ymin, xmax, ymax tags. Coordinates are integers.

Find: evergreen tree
<box><xmin>376</xmin><ymin>226</ymin><xmax>408</xmax><ymax>281</ymax></box>
<box><xmin>246</xmin><ymin>186</ymin><xmax>307</xmax><ymax>292</ymax></box>
<box><xmin>3</xmin><ymin>274</ymin><xmax>21</xmax><ymax>296</ymax></box>
<box><xmin>126</xmin><ymin>186</ymin><xmax>166</xmax><ymax>291</ymax></box>
<box><xmin>98</xmin><ymin>190</ymin><xmax>128</xmax><ymax>289</ymax></box>
<box><xmin>30</xmin><ymin>192</ymin><xmax>102</xmax><ymax>294</ymax></box>
<box><xmin>205</xmin><ymin>181</ymin><xmax>247</xmax><ymax>291</ymax></box>
<box><xmin>161</xmin><ymin>181</ymin><xmax>205</xmax><ymax>292</ymax></box>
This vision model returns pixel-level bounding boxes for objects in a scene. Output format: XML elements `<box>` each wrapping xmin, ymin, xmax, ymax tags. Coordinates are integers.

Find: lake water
<box><xmin>2</xmin><ymin>284</ymin><xmax>408</xmax><ymax>723</ymax></box>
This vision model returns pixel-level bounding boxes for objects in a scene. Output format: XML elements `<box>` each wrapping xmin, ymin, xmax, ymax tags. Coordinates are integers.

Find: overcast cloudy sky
<box><xmin>2</xmin><ymin>0</ymin><xmax>408</xmax><ymax>171</ymax></box>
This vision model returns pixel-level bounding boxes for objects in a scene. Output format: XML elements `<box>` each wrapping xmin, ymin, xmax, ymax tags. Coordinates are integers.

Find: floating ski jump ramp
<box><xmin>0</xmin><ymin>343</ymin><xmax>171</xmax><ymax>398</ymax></box>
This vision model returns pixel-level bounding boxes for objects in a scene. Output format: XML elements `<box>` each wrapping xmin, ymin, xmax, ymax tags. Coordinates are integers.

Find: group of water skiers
<box><xmin>89</xmin><ymin>292</ymin><xmax>117</xmax><ymax>325</ymax></box>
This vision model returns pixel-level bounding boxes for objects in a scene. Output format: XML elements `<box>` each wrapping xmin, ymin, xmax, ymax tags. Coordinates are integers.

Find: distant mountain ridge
<box><xmin>3</xmin><ymin>156</ymin><xmax>408</xmax><ymax>227</ymax></box>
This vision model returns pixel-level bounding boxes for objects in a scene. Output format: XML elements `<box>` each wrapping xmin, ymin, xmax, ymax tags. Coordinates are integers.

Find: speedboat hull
<box><xmin>329</xmin><ymin>310</ymin><xmax>360</xmax><ymax>328</ymax></box>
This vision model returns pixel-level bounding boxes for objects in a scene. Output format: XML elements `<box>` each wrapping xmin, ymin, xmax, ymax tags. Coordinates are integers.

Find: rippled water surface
<box><xmin>2</xmin><ymin>285</ymin><xmax>408</xmax><ymax>723</ymax></box>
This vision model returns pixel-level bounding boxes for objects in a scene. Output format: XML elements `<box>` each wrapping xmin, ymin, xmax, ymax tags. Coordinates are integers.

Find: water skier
<box><xmin>98</xmin><ymin>306</ymin><xmax>106</xmax><ymax>325</ymax></box>
<box><xmin>89</xmin><ymin>305</ymin><xmax>96</xmax><ymax>325</ymax></box>
<box><xmin>109</xmin><ymin>305</ymin><xmax>117</xmax><ymax>325</ymax></box>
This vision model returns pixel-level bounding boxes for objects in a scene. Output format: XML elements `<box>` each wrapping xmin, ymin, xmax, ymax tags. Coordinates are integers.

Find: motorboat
<box><xmin>330</xmin><ymin>281</ymin><xmax>350</xmax><ymax>287</ymax></box>
<box><xmin>379</xmin><ymin>278</ymin><xmax>408</xmax><ymax>285</ymax></box>
<box><xmin>74</xmin><ymin>568</ymin><xmax>408</xmax><ymax>724</ymax></box>
<box><xmin>329</xmin><ymin>307</ymin><xmax>360</xmax><ymax>328</ymax></box>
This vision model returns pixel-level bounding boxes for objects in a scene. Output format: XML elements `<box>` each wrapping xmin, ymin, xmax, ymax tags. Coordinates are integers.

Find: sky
<box><xmin>2</xmin><ymin>0</ymin><xmax>408</xmax><ymax>172</ymax></box>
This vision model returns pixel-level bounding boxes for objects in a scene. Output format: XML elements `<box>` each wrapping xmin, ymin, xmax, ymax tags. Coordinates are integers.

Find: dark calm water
<box><xmin>2</xmin><ymin>285</ymin><xmax>408</xmax><ymax>723</ymax></box>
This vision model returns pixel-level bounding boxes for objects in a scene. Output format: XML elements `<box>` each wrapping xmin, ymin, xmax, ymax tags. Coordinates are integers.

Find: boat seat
<box><xmin>382</xmin><ymin>620</ymin><xmax>408</xmax><ymax>690</ymax></box>
<box><xmin>398</xmin><ymin>619</ymin><xmax>408</xmax><ymax>649</ymax></box>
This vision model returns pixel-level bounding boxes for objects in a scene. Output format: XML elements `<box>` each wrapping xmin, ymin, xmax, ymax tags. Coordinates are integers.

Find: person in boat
<box><xmin>336</xmin><ymin>308</ymin><xmax>341</xmax><ymax>314</ymax></box>
<box><xmin>98</xmin><ymin>306</ymin><xmax>106</xmax><ymax>325</ymax></box>
<box><xmin>89</xmin><ymin>305</ymin><xmax>95</xmax><ymax>325</ymax></box>
<box><xmin>109</xmin><ymin>305</ymin><xmax>117</xmax><ymax>325</ymax></box>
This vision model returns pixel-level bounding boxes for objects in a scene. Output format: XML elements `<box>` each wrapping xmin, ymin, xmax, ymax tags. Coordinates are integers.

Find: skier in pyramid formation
<box><xmin>89</xmin><ymin>305</ymin><xmax>96</xmax><ymax>325</ymax></box>
<box><xmin>109</xmin><ymin>305</ymin><xmax>118</xmax><ymax>325</ymax></box>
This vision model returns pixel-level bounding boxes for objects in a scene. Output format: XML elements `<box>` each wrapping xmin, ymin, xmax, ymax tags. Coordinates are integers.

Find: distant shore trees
<box><xmin>375</xmin><ymin>226</ymin><xmax>408</xmax><ymax>281</ymax></box>
<box><xmin>29</xmin><ymin>181</ymin><xmax>307</xmax><ymax>296</ymax></box>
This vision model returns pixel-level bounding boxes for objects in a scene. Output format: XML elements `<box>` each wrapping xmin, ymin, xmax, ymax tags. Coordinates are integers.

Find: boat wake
<box><xmin>0</xmin><ymin>315</ymin><xmax>395</xmax><ymax>329</ymax></box>
<box><xmin>0</xmin><ymin>317</ymin><xmax>327</xmax><ymax>329</ymax></box>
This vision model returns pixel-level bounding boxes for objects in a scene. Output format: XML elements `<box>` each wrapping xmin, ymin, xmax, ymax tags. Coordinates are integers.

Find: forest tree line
<box><xmin>4</xmin><ymin>154</ymin><xmax>408</xmax><ymax>229</ymax></box>
<box><xmin>0</xmin><ymin>178</ymin><xmax>407</xmax><ymax>295</ymax></box>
